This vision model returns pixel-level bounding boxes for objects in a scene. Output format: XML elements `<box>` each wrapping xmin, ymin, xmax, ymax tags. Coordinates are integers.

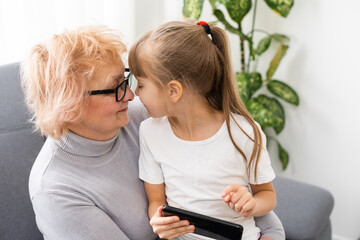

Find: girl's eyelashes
<box><xmin>136</xmin><ymin>81</ymin><xmax>143</xmax><ymax>89</ymax></box>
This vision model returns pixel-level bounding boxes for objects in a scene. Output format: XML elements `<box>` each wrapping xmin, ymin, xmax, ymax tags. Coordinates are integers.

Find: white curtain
<box><xmin>0</xmin><ymin>0</ymin><xmax>183</xmax><ymax>65</ymax></box>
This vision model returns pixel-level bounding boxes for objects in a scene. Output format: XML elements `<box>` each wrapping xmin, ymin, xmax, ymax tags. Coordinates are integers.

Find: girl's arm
<box><xmin>250</xmin><ymin>182</ymin><xmax>277</xmax><ymax>217</ymax></box>
<box><xmin>221</xmin><ymin>182</ymin><xmax>276</xmax><ymax>217</ymax></box>
<box><xmin>144</xmin><ymin>182</ymin><xmax>195</xmax><ymax>239</ymax></box>
<box><xmin>144</xmin><ymin>182</ymin><xmax>167</xmax><ymax>218</ymax></box>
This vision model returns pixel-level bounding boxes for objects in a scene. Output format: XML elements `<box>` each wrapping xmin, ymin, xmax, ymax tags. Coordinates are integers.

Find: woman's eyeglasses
<box><xmin>88</xmin><ymin>68</ymin><xmax>133</xmax><ymax>102</ymax></box>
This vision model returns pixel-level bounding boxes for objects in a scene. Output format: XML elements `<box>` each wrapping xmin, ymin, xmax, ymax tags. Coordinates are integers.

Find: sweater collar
<box><xmin>56</xmin><ymin>130</ymin><xmax>119</xmax><ymax>157</ymax></box>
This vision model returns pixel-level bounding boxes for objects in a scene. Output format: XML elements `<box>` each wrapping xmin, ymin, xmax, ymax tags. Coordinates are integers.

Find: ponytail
<box><xmin>210</xmin><ymin>25</ymin><xmax>263</xmax><ymax>182</ymax></box>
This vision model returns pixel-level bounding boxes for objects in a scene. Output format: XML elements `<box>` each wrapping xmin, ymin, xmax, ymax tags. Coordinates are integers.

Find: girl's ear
<box><xmin>167</xmin><ymin>80</ymin><xmax>183</xmax><ymax>103</ymax></box>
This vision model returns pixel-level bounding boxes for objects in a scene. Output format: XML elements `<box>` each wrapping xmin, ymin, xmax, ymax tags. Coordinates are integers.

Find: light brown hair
<box><xmin>21</xmin><ymin>26</ymin><xmax>127</xmax><ymax>139</ymax></box>
<box><xmin>129</xmin><ymin>20</ymin><xmax>264</xmax><ymax>181</ymax></box>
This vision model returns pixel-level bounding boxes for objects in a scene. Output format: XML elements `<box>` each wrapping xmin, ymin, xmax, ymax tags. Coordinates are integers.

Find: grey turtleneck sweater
<box><xmin>29</xmin><ymin>99</ymin><xmax>157</xmax><ymax>240</ymax></box>
<box><xmin>29</xmin><ymin>98</ymin><xmax>284</xmax><ymax>240</ymax></box>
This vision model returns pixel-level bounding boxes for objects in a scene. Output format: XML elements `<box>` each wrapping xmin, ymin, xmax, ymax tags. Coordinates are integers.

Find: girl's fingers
<box><xmin>150</xmin><ymin>215</ymin><xmax>179</xmax><ymax>226</ymax></box>
<box><xmin>222</xmin><ymin>185</ymin><xmax>248</xmax><ymax>202</ymax></box>
<box><xmin>150</xmin><ymin>206</ymin><xmax>194</xmax><ymax>239</ymax></box>
<box><xmin>227</xmin><ymin>201</ymin><xmax>234</xmax><ymax>210</ymax></box>
<box><xmin>240</xmin><ymin>210</ymin><xmax>252</xmax><ymax>218</ymax></box>
<box><xmin>154</xmin><ymin>219</ymin><xmax>190</xmax><ymax>233</ymax></box>
<box><xmin>234</xmin><ymin>192</ymin><xmax>252</xmax><ymax>212</ymax></box>
<box><xmin>221</xmin><ymin>185</ymin><xmax>255</xmax><ymax>215</ymax></box>
<box><xmin>223</xmin><ymin>194</ymin><xmax>231</xmax><ymax>202</ymax></box>
<box><xmin>241</xmin><ymin>198</ymin><xmax>256</xmax><ymax>213</ymax></box>
<box><xmin>229</xmin><ymin>191</ymin><xmax>242</xmax><ymax>204</ymax></box>
<box><xmin>155</xmin><ymin>206</ymin><xmax>163</xmax><ymax>216</ymax></box>
<box><xmin>150</xmin><ymin>206</ymin><xmax>180</xmax><ymax>226</ymax></box>
<box><xmin>165</xmin><ymin>225</ymin><xmax>195</xmax><ymax>239</ymax></box>
<box><xmin>221</xmin><ymin>184</ymin><xmax>239</xmax><ymax>198</ymax></box>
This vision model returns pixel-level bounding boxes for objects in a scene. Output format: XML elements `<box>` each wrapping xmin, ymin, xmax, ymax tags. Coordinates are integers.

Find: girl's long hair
<box><xmin>129</xmin><ymin>20</ymin><xmax>263</xmax><ymax>181</ymax></box>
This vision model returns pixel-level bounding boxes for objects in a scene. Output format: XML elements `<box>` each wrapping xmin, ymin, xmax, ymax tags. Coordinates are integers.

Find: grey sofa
<box><xmin>0</xmin><ymin>62</ymin><xmax>334</xmax><ymax>240</ymax></box>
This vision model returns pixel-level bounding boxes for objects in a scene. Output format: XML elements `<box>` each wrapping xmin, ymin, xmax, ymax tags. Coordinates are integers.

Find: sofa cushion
<box><xmin>273</xmin><ymin>176</ymin><xmax>334</xmax><ymax>240</ymax></box>
<box><xmin>0</xmin><ymin>63</ymin><xmax>31</xmax><ymax>131</ymax></box>
<box><xmin>0</xmin><ymin>62</ymin><xmax>44</xmax><ymax>240</ymax></box>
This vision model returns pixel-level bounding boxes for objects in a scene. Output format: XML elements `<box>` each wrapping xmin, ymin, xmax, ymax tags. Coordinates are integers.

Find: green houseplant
<box><xmin>183</xmin><ymin>0</ymin><xmax>299</xmax><ymax>169</ymax></box>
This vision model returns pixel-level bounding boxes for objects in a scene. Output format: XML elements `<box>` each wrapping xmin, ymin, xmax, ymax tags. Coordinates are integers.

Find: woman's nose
<box><xmin>122</xmin><ymin>85</ymin><xmax>134</xmax><ymax>102</ymax></box>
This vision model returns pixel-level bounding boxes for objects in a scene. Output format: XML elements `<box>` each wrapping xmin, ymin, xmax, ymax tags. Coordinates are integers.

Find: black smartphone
<box><xmin>162</xmin><ymin>205</ymin><xmax>243</xmax><ymax>240</ymax></box>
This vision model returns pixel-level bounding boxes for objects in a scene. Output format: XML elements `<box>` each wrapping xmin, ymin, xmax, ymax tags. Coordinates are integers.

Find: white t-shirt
<box><xmin>139</xmin><ymin>114</ymin><xmax>275</xmax><ymax>240</ymax></box>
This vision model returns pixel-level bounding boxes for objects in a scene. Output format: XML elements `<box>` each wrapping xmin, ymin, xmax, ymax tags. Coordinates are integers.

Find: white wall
<box><xmin>207</xmin><ymin>0</ymin><xmax>360</xmax><ymax>239</ymax></box>
<box><xmin>0</xmin><ymin>0</ymin><xmax>136</xmax><ymax>65</ymax></box>
<box><xmin>259</xmin><ymin>1</ymin><xmax>360</xmax><ymax>239</ymax></box>
<box><xmin>0</xmin><ymin>0</ymin><xmax>183</xmax><ymax>65</ymax></box>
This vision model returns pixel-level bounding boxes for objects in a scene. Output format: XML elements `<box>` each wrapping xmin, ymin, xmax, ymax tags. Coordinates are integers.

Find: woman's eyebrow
<box><xmin>105</xmin><ymin>73</ymin><xmax>124</xmax><ymax>87</ymax></box>
<box><xmin>112</xmin><ymin>73</ymin><xmax>124</xmax><ymax>80</ymax></box>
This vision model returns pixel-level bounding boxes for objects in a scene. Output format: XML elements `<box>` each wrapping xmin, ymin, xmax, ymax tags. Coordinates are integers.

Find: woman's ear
<box><xmin>167</xmin><ymin>80</ymin><xmax>183</xmax><ymax>103</ymax></box>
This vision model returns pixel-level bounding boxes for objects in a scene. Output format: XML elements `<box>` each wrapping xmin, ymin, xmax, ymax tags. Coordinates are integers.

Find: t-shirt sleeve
<box><xmin>138</xmin><ymin>122</ymin><xmax>164</xmax><ymax>184</ymax></box>
<box><xmin>32</xmin><ymin>190</ymin><xmax>131</xmax><ymax>240</ymax></box>
<box><xmin>246</xmin><ymin>123</ymin><xmax>276</xmax><ymax>184</ymax></box>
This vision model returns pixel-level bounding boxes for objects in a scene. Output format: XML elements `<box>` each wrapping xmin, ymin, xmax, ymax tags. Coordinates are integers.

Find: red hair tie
<box><xmin>197</xmin><ymin>21</ymin><xmax>208</xmax><ymax>26</ymax></box>
<box><xmin>197</xmin><ymin>21</ymin><xmax>211</xmax><ymax>35</ymax></box>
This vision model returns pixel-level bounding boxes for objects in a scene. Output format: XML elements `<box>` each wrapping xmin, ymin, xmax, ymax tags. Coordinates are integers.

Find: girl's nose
<box><xmin>135</xmin><ymin>87</ymin><xmax>139</xmax><ymax>96</ymax></box>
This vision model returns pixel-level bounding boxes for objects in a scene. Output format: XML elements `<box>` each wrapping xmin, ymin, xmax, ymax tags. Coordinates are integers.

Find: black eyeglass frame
<box><xmin>88</xmin><ymin>68</ymin><xmax>132</xmax><ymax>102</ymax></box>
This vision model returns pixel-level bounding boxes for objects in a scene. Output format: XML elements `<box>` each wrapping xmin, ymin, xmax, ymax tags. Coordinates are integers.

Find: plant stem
<box><xmin>238</xmin><ymin>23</ymin><xmax>246</xmax><ymax>72</ymax></box>
<box><xmin>249</xmin><ymin>29</ymin><xmax>271</xmax><ymax>36</ymax></box>
<box><xmin>247</xmin><ymin>0</ymin><xmax>258</xmax><ymax>72</ymax></box>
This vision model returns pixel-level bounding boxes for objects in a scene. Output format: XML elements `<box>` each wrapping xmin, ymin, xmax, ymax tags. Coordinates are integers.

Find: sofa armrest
<box><xmin>273</xmin><ymin>176</ymin><xmax>334</xmax><ymax>240</ymax></box>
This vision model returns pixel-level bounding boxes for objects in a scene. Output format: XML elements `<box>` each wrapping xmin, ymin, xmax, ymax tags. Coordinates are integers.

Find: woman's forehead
<box><xmin>106</xmin><ymin>64</ymin><xmax>125</xmax><ymax>79</ymax></box>
<box><xmin>88</xmin><ymin>63</ymin><xmax>125</xmax><ymax>89</ymax></box>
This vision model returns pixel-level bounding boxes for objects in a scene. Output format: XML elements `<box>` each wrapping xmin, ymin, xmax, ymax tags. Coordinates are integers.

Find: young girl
<box><xmin>129</xmin><ymin>20</ymin><xmax>277</xmax><ymax>240</ymax></box>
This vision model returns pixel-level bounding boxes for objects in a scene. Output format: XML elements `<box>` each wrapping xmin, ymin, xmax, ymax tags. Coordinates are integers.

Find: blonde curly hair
<box><xmin>21</xmin><ymin>25</ymin><xmax>127</xmax><ymax>139</ymax></box>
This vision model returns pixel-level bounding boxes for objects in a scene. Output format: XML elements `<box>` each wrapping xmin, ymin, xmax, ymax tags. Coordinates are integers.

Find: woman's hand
<box><xmin>149</xmin><ymin>206</ymin><xmax>195</xmax><ymax>240</ymax></box>
<box><xmin>221</xmin><ymin>184</ymin><xmax>256</xmax><ymax>217</ymax></box>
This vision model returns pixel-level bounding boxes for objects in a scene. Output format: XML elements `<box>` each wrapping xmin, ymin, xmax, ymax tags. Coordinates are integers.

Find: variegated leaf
<box><xmin>267</xmin><ymin>80</ymin><xmax>299</xmax><ymax>105</ymax></box>
<box><xmin>264</xmin><ymin>0</ymin><xmax>294</xmax><ymax>17</ymax></box>
<box><xmin>256</xmin><ymin>36</ymin><xmax>272</xmax><ymax>55</ymax></box>
<box><xmin>266</xmin><ymin>43</ymin><xmax>288</xmax><ymax>81</ymax></box>
<box><xmin>246</xmin><ymin>100</ymin><xmax>282</xmax><ymax>128</ymax></box>
<box><xmin>253</xmin><ymin>95</ymin><xmax>285</xmax><ymax>134</ymax></box>
<box><xmin>183</xmin><ymin>0</ymin><xmax>205</xmax><ymax>20</ymax></box>
<box><xmin>222</xmin><ymin>0</ymin><xmax>252</xmax><ymax>23</ymax></box>
<box><xmin>278</xmin><ymin>142</ymin><xmax>289</xmax><ymax>169</ymax></box>
<box><xmin>271</xmin><ymin>33</ymin><xmax>290</xmax><ymax>43</ymax></box>
<box><xmin>236</xmin><ymin>72</ymin><xmax>262</xmax><ymax>103</ymax></box>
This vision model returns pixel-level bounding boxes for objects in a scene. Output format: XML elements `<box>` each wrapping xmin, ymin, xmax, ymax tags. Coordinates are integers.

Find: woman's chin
<box><xmin>116</xmin><ymin>114</ymin><xmax>129</xmax><ymax>127</ymax></box>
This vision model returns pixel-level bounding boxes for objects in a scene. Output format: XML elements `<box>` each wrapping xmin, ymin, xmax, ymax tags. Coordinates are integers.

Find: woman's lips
<box><xmin>118</xmin><ymin>107</ymin><xmax>128</xmax><ymax>112</ymax></box>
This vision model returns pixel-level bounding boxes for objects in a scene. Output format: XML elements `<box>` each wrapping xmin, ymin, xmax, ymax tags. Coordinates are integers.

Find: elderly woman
<box><xmin>21</xmin><ymin>26</ymin><xmax>284</xmax><ymax>240</ymax></box>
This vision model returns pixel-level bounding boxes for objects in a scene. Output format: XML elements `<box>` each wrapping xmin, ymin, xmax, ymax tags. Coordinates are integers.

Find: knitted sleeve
<box><xmin>32</xmin><ymin>190</ymin><xmax>131</xmax><ymax>240</ymax></box>
<box><xmin>255</xmin><ymin>211</ymin><xmax>285</xmax><ymax>240</ymax></box>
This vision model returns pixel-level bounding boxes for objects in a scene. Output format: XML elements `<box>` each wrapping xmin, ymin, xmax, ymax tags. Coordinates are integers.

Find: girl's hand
<box><xmin>149</xmin><ymin>206</ymin><xmax>195</xmax><ymax>240</ymax></box>
<box><xmin>221</xmin><ymin>184</ymin><xmax>256</xmax><ymax>217</ymax></box>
